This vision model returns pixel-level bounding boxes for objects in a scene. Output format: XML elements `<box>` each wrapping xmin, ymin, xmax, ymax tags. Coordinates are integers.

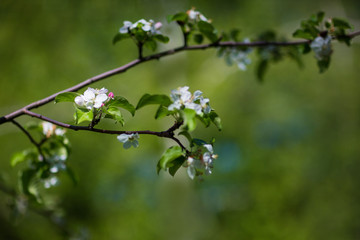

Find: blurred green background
<box><xmin>1</xmin><ymin>0</ymin><xmax>360</xmax><ymax>239</ymax></box>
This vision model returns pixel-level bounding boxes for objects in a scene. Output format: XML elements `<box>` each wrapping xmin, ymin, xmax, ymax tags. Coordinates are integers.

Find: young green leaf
<box><xmin>167</xmin><ymin>12</ymin><xmax>188</xmax><ymax>23</ymax></box>
<box><xmin>11</xmin><ymin>151</ymin><xmax>27</xmax><ymax>167</ymax></box>
<box><xmin>136</xmin><ymin>94</ymin><xmax>172</xmax><ymax>110</ymax></box>
<box><xmin>332</xmin><ymin>18</ymin><xmax>352</xmax><ymax>29</ymax></box>
<box><xmin>157</xmin><ymin>146</ymin><xmax>185</xmax><ymax>174</ymax></box>
<box><xmin>19</xmin><ymin>169</ymin><xmax>37</xmax><ymax>196</ymax></box>
<box><xmin>192</xmin><ymin>138</ymin><xmax>207</xmax><ymax>146</ymax></box>
<box><xmin>196</xmin><ymin>115</ymin><xmax>211</xmax><ymax>127</ymax></box>
<box><xmin>25</xmin><ymin>122</ymin><xmax>41</xmax><ymax>131</ymax></box>
<box><xmin>105</xmin><ymin>107</ymin><xmax>125</xmax><ymax>125</ymax></box>
<box><xmin>169</xmin><ymin>156</ymin><xmax>186</xmax><ymax>176</ymax></box>
<box><xmin>55</xmin><ymin>92</ymin><xmax>80</xmax><ymax>103</ymax></box>
<box><xmin>178</xmin><ymin>131</ymin><xmax>193</xmax><ymax>145</ymax></box>
<box><xmin>317</xmin><ymin>59</ymin><xmax>330</xmax><ymax>73</ymax></box>
<box><xmin>154</xmin><ymin>34</ymin><xmax>170</xmax><ymax>43</ymax></box>
<box><xmin>75</xmin><ymin>109</ymin><xmax>93</xmax><ymax>124</ymax></box>
<box><xmin>256</xmin><ymin>59</ymin><xmax>268</xmax><ymax>82</ymax></box>
<box><xmin>108</xmin><ymin>96</ymin><xmax>135</xmax><ymax>116</ymax></box>
<box><xmin>66</xmin><ymin>167</ymin><xmax>78</xmax><ymax>186</ymax></box>
<box><xmin>209</xmin><ymin>111</ymin><xmax>222</xmax><ymax>131</ymax></box>
<box><xmin>292</xmin><ymin>29</ymin><xmax>314</xmax><ymax>40</ymax></box>
<box><xmin>144</xmin><ymin>39</ymin><xmax>157</xmax><ymax>51</ymax></box>
<box><xmin>113</xmin><ymin>33</ymin><xmax>130</xmax><ymax>45</ymax></box>
<box><xmin>155</xmin><ymin>105</ymin><xmax>171</xmax><ymax>119</ymax></box>
<box><xmin>198</xmin><ymin>21</ymin><xmax>218</xmax><ymax>42</ymax></box>
<box><xmin>193</xmin><ymin>34</ymin><xmax>204</xmax><ymax>44</ymax></box>
<box><xmin>182</xmin><ymin>108</ymin><xmax>197</xmax><ymax>132</ymax></box>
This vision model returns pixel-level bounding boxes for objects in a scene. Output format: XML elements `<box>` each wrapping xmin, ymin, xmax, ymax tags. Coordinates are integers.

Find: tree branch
<box><xmin>11</xmin><ymin>120</ymin><xmax>46</xmax><ymax>161</ymax></box>
<box><xmin>23</xmin><ymin>110</ymin><xmax>186</xmax><ymax>148</ymax></box>
<box><xmin>0</xmin><ymin>30</ymin><xmax>359</xmax><ymax>125</ymax></box>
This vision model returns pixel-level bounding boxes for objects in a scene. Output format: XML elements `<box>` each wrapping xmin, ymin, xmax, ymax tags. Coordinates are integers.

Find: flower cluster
<box><xmin>183</xmin><ymin>144</ymin><xmax>217</xmax><ymax>179</ymax></box>
<box><xmin>168</xmin><ymin>86</ymin><xmax>212</xmax><ymax>115</ymax></box>
<box><xmin>40</xmin><ymin>122</ymin><xmax>69</xmax><ymax>188</ymax></box>
<box><xmin>310</xmin><ymin>35</ymin><xmax>332</xmax><ymax>61</ymax></box>
<box><xmin>42</xmin><ymin>122</ymin><xmax>66</xmax><ymax>138</ymax></box>
<box><xmin>187</xmin><ymin>8</ymin><xmax>209</xmax><ymax>23</ymax></box>
<box><xmin>219</xmin><ymin>40</ymin><xmax>252</xmax><ymax>71</ymax></box>
<box><xmin>119</xmin><ymin>19</ymin><xmax>163</xmax><ymax>35</ymax></box>
<box><xmin>117</xmin><ymin>133</ymin><xmax>140</xmax><ymax>149</ymax></box>
<box><xmin>75</xmin><ymin>87</ymin><xmax>109</xmax><ymax>110</ymax></box>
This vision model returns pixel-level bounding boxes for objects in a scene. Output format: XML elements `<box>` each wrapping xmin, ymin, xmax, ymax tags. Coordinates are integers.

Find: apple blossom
<box><xmin>310</xmin><ymin>35</ymin><xmax>332</xmax><ymax>61</ymax></box>
<box><xmin>75</xmin><ymin>87</ymin><xmax>109</xmax><ymax>110</ymax></box>
<box><xmin>117</xmin><ymin>133</ymin><xmax>140</xmax><ymax>149</ymax></box>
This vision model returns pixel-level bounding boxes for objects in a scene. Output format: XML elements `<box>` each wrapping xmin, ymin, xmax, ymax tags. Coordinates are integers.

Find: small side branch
<box><xmin>11</xmin><ymin>120</ymin><xmax>46</xmax><ymax>161</ymax></box>
<box><xmin>23</xmin><ymin>110</ymin><xmax>186</xmax><ymax>149</ymax></box>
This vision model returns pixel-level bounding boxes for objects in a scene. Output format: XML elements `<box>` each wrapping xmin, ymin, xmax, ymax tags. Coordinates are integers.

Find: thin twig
<box><xmin>11</xmin><ymin>120</ymin><xmax>46</xmax><ymax>161</ymax></box>
<box><xmin>0</xmin><ymin>30</ymin><xmax>359</xmax><ymax>125</ymax></box>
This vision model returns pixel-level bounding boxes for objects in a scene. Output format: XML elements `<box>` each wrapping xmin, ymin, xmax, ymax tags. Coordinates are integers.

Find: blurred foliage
<box><xmin>1</xmin><ymin>0</ymin><xmax>360</xmax><ymax>239</ymax></box>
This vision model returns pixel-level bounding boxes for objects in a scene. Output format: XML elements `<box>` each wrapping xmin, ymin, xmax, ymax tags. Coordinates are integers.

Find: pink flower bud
<box><xmin>108</xmin><ymin>92</ymin><xmax>114</xmax><ymax>98</ymax></box>
<box><xmin>154</xmin><ymin>22</ymin><xmax>162</xmax><ymax>30</ymax></box>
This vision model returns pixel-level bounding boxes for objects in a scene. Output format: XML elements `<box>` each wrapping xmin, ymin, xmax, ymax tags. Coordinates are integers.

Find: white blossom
<box><xmin>117</xmin><ymin>133</ymin><xmax>140</xmax><ymax>149</ymax></box>
<box><xmin>183</xmin><ymin>144</ymin><xmax>218</xmax><ymax>179</ymax></box>
<box><xmin>42</xmin><ymin>122</ymin><xmax>66</xmax><ymax>137</ymax></box>
<box><xmin>119</xmin><ymin>19</ymin><xmax>163</xmax><ymax>35</ymax></box>
<box><xmin>168</xmin><ymin>86</ymin><xmax>212</xmax><ymax>115</ymax></box>
<box><xmin>310</xmin><ymin>35</ymin><xmax>332</xmax><ymax>61</ymax></box>
<box><xmin>44</xmin><ymin>176</ymin><xmax>59</xmax><ymax>189</ymax></box>
<box><xmin>119</xmin><ymin>21</ymin><xmax>133</xmax><ymax>33</ymax></box>
<box><xmin>187</xmin><ymin>9</ymin><xmax>208</xmax><ymax>23</ymax></box>
<box><xmin>75</xmin><ymin>87</ymin><xmax>108</xmax><ymax>110</ymax></box>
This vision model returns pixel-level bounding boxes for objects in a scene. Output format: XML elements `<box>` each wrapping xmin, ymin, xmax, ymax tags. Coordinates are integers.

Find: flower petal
<box><xmin>117</xmin><ymin>134</ymin><xmax>129</xmax><ymax>143</ymax></box>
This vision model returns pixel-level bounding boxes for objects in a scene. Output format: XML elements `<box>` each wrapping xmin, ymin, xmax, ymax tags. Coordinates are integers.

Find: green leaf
<box><xmin>317</xmin><ymin>59</ymin><xmax>330</xmax><ymax>73</ymax></box>
<box><xmin>167</xmin><ymin>12</ymin><xmax>188</xmax><ymax>23</ymax></box>
<box><xmin>11</xmin><ymin>152</ymin><xmax>27</xmax><ymax>167</ymax></box>
<box><xmin>192</xmin><ymin>138</ymin><xmax>207</xmax><ymax>146</ymax></box>
<box><xmin>105</xmin><ymin>107</ymin><xmax>125</xmax><ymax>125</ymax></box>
<box><xmin>230</xmin><ymin>29</ymin><xmax>241</xmax><ymax>41</ymax></box>
<box><xmin>54</xmin><ymin>92</ymin><xmax>79</xmax><ymax>103</ymax></box>
<box><xmin>256</xmin><ymin>59</ymin><xmax>268</xmax><ymax>82</ymax></box>
<box><xmin>136</xmin><ymin>94</ymin><xmax>172</xmax><ymax>110</ymax></box>
<box><xmin>193</xmin><ymin>34</ymin><xmax>204</xmax><ymax>44</ymax></box>
<box><xmin>66</xmin><ymin>167</ymin><xmax>78</xmax><ymax>186</ymax></box>
<box><xmin>178</xmin><ymin>131</ymin><xmax>192</xmax><ymax>144</ymax></box>
<box><xmin>25</xmin><ymin>122</ymin><xmax>41</xmax><ymax>131</ymax></box>
<box><xmin>108</xmin><ymin>96</ymin><xmax>135</xmax><ymax>116</ymax></box>
<box><xmin>75</xmin><ymin>109</ymin><xmax>93</xmax><ymax>124</ymax></box>
<box><xmin>335</xmin><ymin>33</ymin><xmax>351</xmax><ymax>46</ymax></box>
<box><xmin>113</xmin><ymin>33</ymin><xmax>130</xmax><ymax>44</ymax></box>
<box><xmin>144</xmin><ymin>39</ymin><xmax>157</xmax><ymax>51</ymax></box>
<box><xmin>198</xmin><ymin>21</ymin><xmax>214</xmax><ymax>33</ymax></box>
<box><xmin>332</xmin><ymin>18</ymin><xmax>352</xmax><ymax>29</ymax></box>
<box><xmin>155</xmin><ymin>105</ymin><xmax>171</xmax><ymax>119</ymax></box>
<box><xmin>292</xmin><ymin>29</ymin><xmax>314</xmax><ymax>40</ymax></box>
<box><xmin>154</xmin><ymin>34</ymin><xmax>170</xmax><ymax>43</ymax></box>
<box><xmin>19</xmin><ymin>169</ymin><xmax>37</xmax><ymax>196</ymax></box>
<box><xmin>157</xmin><ymin>146</ymin><xmax>185</xmax><ymax>174</ymax></box>
<box><xmin>298</xmin><ymin>43</ymin><xmax>311</xmax><ymax>54</ymax></box>
<box><xmin>197</xmin><ymin>115</ymin><xmax>211</xmax><ymax>127</ymax></box>
<box><xmin>182</xmin><ymin>108</ymin><xmax>197</xmax><ymax>132</ymax></box>
<box><xmin>169</xmin><ymin>156</ymin><xmax>186</xmax><ymax>176</ymax></box>
<box><xmin>316</xmin><ymin>11</ymin><xmax>325</xmax><ymax>23</ymax></box>
<box><xmin>198</xmin><ymin>21</ymin><xmax>218</xmax><ymax>42</ymax></box>
<box><xmin>209</xmin><ymin>111</ymin><xmax>222</xmax><ymax>131</ymax></box>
